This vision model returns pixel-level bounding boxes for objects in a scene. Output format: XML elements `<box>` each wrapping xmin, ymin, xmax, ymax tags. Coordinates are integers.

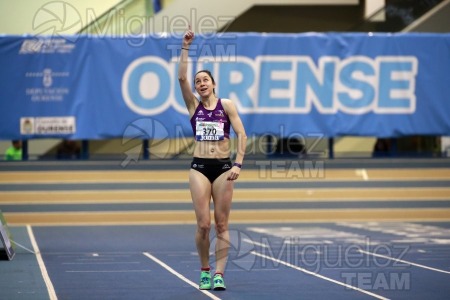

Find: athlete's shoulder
<box><xmin>220</xmin><ymin>98</ymin><xmax>234</xmax><ymax>108</ymax></box>
<box><xmin>219</xmin><ymin>98</ymin><xmax>238</xmax><ymax>116</ymax></box>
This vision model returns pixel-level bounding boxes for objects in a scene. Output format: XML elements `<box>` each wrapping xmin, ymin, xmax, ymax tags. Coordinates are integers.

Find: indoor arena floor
<box><xmin>1</xmin><ymin>158</ymin><xmax>450</xmax><ymax>299</ymax></box>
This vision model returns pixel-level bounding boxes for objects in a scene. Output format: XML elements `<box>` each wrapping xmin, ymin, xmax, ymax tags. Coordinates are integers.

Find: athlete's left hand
<box><xmin>227</xmin><ymin>166</ymin><xmax>240</xmax><ymax>181</ymax></box>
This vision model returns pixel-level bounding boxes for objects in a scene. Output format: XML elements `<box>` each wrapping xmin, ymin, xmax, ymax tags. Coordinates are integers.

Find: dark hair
<box><xmin>195</xmin><ymin>69</ymin><xmax>216</xmax><ymax>94</ymax></box>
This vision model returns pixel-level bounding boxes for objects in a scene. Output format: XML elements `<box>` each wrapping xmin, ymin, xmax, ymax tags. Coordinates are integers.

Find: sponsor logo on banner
<box><xmin>25</xmin><ymin>68</ymin><xmax>70</xmax><ymax>102</ymax></box>
<box><xmin>19</xmin><ymin>39</ymin><xmax>76</xmax><ymax>54</ymax></box>
<box><xmin>20</xmin><ymin>117</ymin><xmax>76</xmax><ymax>135</ymax></box>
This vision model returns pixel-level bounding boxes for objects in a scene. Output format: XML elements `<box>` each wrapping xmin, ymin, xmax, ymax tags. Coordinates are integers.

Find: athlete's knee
<box><xmin>197</xmin><ymin>222</ymin><xmax>211</xmax><ymax>238</ymax></box>
<box><xmin>215</xmin><ymin>221</ymin><xmax>229</xmax><ymax>235</ymax></box>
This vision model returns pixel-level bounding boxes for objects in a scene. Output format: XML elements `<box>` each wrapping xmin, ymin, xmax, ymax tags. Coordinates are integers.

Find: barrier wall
<box><xmin>1</xmin><ymin>33</ymin><xmax>450</xmax><ymax>141</ymax></box>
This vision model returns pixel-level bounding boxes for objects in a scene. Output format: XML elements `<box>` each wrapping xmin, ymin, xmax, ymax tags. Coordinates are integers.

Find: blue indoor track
<box><xmin>1</xmin><ymin>158</ymin><xmax>450</xmax><ymax>299</ymax></box>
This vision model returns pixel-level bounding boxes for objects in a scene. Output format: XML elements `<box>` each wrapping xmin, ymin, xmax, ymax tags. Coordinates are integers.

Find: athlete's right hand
<box><xmin>183</xmin><ymin>25</ymin><xmax>194</xmax><ymax>47</ymax></box>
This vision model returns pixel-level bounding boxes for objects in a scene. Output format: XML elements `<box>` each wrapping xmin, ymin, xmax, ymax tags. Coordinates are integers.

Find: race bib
<box><xmin>195</xmin><ymin>121</ymin><xmax>224</xmax><ymax>141</ymax></box>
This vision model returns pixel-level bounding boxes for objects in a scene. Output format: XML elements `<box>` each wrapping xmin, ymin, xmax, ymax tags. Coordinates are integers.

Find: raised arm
<box><xmin>178</xmin><ymin>25</ymin><xmax>197</xmax><ymax>116</ymax></box>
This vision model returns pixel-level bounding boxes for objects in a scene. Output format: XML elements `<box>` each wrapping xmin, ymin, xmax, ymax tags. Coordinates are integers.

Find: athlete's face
<box><xmin>194</xmin><ymin>72</ymin><xmax>215</xmax><ymax>98</ymax></box>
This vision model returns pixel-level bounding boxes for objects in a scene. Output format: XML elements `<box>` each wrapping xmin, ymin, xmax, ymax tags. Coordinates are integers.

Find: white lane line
<box><xmin>66</xmin><ymin>270</ymin><xmax>151</xmax><ymax>273</ymax></box>
<box><xmin>143</xmin><ymin>252</ymin><xmax>221</xmax><ymax>300</ymax></box>
<box><xmin>27</xmin><ymin>225</ymin><xmax>58</xmax><ymax>300</ymax></box>
<box><xmin>355</xmin><ymin>169</ymin><xmax>369</xmax><ymax>181</ymax></box>
<box><xmin>243</xmin><ymin>238</ymin><xmax>269</xmax><ymax>248</ymax></box>
<box><xmin>251</xmin><ymin>251</ymin><xmax>389</xmax><ymax>300</ymax></box>
<box><xmin>62</xmin><ymin>262</ymin><xmax>141</xmax><ymax>265</ymax></box>
<box><xmin>359</xmin><ymin>250</ymin><xmax>450</xmax><ymax>275</ymax></box>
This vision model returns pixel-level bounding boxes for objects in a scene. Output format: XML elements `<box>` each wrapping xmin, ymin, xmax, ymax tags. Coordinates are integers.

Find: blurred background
<box><xmin>0</xmin><ymin>0</ymin><xmax>449</xmax><ymax>161</ymax></box>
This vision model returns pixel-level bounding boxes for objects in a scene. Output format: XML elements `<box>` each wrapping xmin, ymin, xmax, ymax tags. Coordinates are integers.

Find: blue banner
<box><xmin>1</xmin><ymin>33</ymin><xmax>450</xmax><ymax>140</ymax></box>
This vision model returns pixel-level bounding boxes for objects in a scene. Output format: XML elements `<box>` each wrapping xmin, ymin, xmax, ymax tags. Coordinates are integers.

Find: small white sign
<box><xmin>20</xmin><ymin>116</ymin><xmax>76</xmax><ymax>135</ymax></box>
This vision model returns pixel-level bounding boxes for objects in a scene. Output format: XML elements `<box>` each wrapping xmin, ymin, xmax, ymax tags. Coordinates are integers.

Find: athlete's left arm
<box><xmin>222</xmin><ymin>99</ymin><xmax>247</xmax><ymax>180</ymax></box>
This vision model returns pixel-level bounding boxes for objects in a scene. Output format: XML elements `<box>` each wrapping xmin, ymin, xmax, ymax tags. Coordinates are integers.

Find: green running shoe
<box><xmin>213</xmin><ymin>274</ymin><xmax>226</xmax><ymax>290</ymax></box>
<box><xmin>199</xmin><ymin>271</ymin><xmax>211</xmax><ymax>290</ymax></box>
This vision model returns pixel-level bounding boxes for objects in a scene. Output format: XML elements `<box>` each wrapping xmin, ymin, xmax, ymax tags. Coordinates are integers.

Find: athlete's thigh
<box><xmin>189</xmin><ymin>169</ymin><xmax>212</xmax><ymax>222</ymax></box>
<box><xmin>211</xmin><ymin>171</ymin><xmax>234</xmax><ymax>221</ymax></box>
